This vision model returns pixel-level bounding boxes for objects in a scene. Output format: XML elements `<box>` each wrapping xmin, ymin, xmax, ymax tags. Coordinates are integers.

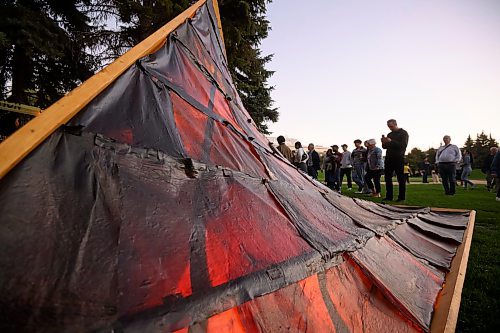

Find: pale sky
<box><xmin>260</xmin><ymin>0</ymin><xmax>500</xmax><ymax>150</ymax></box>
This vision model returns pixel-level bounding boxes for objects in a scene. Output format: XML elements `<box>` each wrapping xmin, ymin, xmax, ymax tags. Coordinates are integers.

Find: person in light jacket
<box><xmin>460</xmin><ymin>150</ymin><xmax>475</xmax><ymax>189</ymax></box>
<box><xmin>340</xmin><ymin>144</ymin><xmax>353</xmax><ymax>190</ymax></box>
<box><xmin>294</xmin><ymin>141</ymin><xmax>308</xmax><ymax>173</ymax></box>
<box><xmin>364</xmin><ymin>139</ymin><xmax>384</xmax><ymax>198</ymax></box>
<box><xmin>436</xmin><ymin>135</ymin><xmax>462</xmax><ymax>195</ymax></box>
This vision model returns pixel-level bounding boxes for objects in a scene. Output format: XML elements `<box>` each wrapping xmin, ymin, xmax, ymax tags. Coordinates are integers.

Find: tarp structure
<box><xmin>0</xmin><ymin>1</ymin><xmax>471</xmax><ymax>332</ymax></box>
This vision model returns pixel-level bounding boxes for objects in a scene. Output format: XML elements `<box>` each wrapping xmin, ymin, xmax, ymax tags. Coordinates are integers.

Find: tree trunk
<box><xmin>9</xmin><ymin>44</ymin><xmax>33</xmax><ymax>104</ymax></box>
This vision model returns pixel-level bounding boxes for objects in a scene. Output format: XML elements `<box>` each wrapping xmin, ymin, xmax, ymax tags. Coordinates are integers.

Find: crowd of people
<box><xmin>275</xmin><ymin>119</ymin><xmax>500</xmax><ymax>202</ymax></box>
<box><xmin>277</xmin><ymin>119</ymin><xmax>409</xmax><ymax>202</ymax></box>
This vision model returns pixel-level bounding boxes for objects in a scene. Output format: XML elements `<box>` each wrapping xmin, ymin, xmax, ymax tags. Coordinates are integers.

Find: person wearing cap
<box><xmin>276</xmin><ymin>135</ymin><xmax>293</xmax><ymax>163</ymax></box>
<box><xmin>364</xmin><ymin>139</ymin><xmax>384</xmax><ymax>198</ymax></box>
<box><xmin>381</xmin><ymin>119</ymin><xmax>409</xmax><ymax>202</ymax></box>
<box><xmin>436</xmin><ymin>135</ymin><xmax>461</xmax><ymax>195</ymax></box>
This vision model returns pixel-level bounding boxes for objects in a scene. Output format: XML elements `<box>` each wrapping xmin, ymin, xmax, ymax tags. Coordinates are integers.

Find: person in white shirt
<box><xmin>294</xmin><ymin>141</ymin><xmax>308</xmax><ymax>173</ymax></box>
<box><xmin>340</xmin><ymin>144</ymin><xmax>353</xmax><ymax>190</ymax></box>
<box><xmin>436</xmin><ymin>135</ymin><xmax>462</xmax><ymax>195</ymax></box>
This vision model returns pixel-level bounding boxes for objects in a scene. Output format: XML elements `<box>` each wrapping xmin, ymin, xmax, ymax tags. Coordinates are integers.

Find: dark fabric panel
<box><xmin>170</xmin><ymin>92</ymin><xmax>267</xmax><ymax>178</ymax></box>
<box><xmin>69</xmin><ymin>66</ymin><xmax>185</xmax><ymax>157</ymax></box>
<box><xmin>192</xmin><ymin>3</ymin><xmax>229</xmax><ymax>78</ymax></box>
<box><xmin>354</xmin><ymin>199</ymin><xmax>426</xmax><ymax>221</ymax></box>
<box><xmin>389</xmin><ymin>223</ymin><xmax>457</xmax><ymax>269</ymax></box>
<box><xmin>267</xmin><ymin>180</ymin><xmax>374</xmax><ymax>258</ymax></box>
<box><xmin>142</xmin><ymin>35</ymin><xmax>214</xmax><ymax>111</ymax></box>
<box><xmin>202</xmin><ymin>175</ymin><xmax>313</xmax><ymax>287</ymax></box>
<box><xmin>175</xmin><ymin>20</ymin><xmax>234</xmax><ymax>105</ymax></box>
<box><xmin>379</xmin><ymin>203</ymin><xmax>430</xmax><ymax>214</ymax></box>
<box><xmin>416</xmin><ymin>211</ymin><xmax>469</xmax><ymax>229</ymax></box>
<box><xmin>407</xmin><ymin>217</ymin><xmax>466</xmax><ymax>243</ymax></box>
<box><xmin>350</xmin><ymin>236</ymin><xmax>445</xmax><ymax>329</ymax></box>
<box><xmin>323</xmin><ymin>192</ymin><xmax>398</xmax><ymax>236</ymax></box>
<box><xmin>0</xmin><ymin>132</ymin><xmax>121</xmax><ymax>332</ymax></box>
<box><xmin>112</xmin><ymin>150</ymin><xmax>198</xmax><ymax>317</ymax></box>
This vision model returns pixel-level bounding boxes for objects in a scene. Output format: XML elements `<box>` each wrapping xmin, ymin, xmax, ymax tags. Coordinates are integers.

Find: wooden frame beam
<box><xmin>431</xmin><ymin>210</ymin><xmax>476</xmax><ymax>332</ymax></box>
<box><xmin>211</xmin><ymin>0</ymin><xmax>227</xmax><ymax>59</ymax></box>
<box><xmin>0</xmin><ymin>101</ymin><xmax>42</xmax><ymax>117</ymax></box>
<box><xmin>0</xmin><ymin>0</ymin><xmax>209</xmax><ymax>180</ymax></box>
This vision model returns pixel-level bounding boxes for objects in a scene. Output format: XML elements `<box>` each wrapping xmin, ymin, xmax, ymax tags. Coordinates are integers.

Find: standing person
<box><xmin>490</xmin><ymin>149</ymin><xmax>500</xmax><ymax>201</ymax></box>
<box><xmin>431</xmin><ymin>164</ymin><xmax>441</xmax><ymax>183</ymax></box>
<box><xmin>381</xmin><ymin>119</ymin><xmax>409</xmax><ymax>202</ymax></box>
<box><xmin>482</xmin><ymin>147</ymin><xmax>498</xmax><ymax>191</ymax></box>
<box><xmin>294</xmin><ymin>141</ymin><xmax>308</xmax><ymax>173</ymax></box>
<box><xmin>307</xmin><ymin>143</ymin><xmax>321</xmax><ymax>179</ymax></box>
<box><xmin>323</xmin><ymin>149</ymin><xmax>336</xmax><ymax>190</ymax></box>
<box><xmin>276</xmin><ymin>135</ymin><xmax>293</xmax><ymax>163</ymax></box>
<box><xmin>340</xmin><ymin>144</ymin><xmax>353</xmax><ymax>190</ymax></box>
<box><xmin>420</xmin><ymin>157</ymin><xmax>431</xmax><ymax>183</ymax></box>
<box><xmin>456</xmin><ymin>164</ymin><xmax>463</xmax><ymax>187</ymax></box>
<box><xmin>436</xmin><ymin>135</ymin><xmax>462</xmax><ymax>195</ymax></box>
<box><xmin>351</xmin><ymin>139</ymin><xmax>368</xmax><ymax>193</ymax></box>
<box><xmin>461</xmin><ymin>150</ymin><xmax>476</xmax><ymax>189</ymax></box>
<box><xmin>331</xmin><ymin>145</ymin><xmax>343</xmax><ymax>192</ymax></box>
<box><xmin>404</xmin><ymin>161</ymin><xmax>412</xmax><ymax>184</ymax></box>
<box><xmin>364</xmin><ymin>139</ymin><xmax>384</xmax><ymax>197</ymax></box>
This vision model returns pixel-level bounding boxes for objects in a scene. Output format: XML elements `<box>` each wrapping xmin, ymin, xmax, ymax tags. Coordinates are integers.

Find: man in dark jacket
<box><xmin>490</xmin><ymin>150</ymin><xmax>500</xmax><ymax>201</ymax></box>
<box><xmin>482</xmin><ymin>147</ymin><xmax>498</xmax><ymax>191</ymax></box>
<box><xmin>381</xmin><ymin>119</ymin><xmax>409</xmax><ymax>202</ymax></box>
<box><xmin>307</xmin><ymin>144</ymin><xmax>321</xmax><ymax>179</ymax></box>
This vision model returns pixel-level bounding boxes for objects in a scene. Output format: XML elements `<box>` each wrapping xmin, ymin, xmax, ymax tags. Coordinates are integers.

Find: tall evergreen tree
<box><xmin>0</xmin><ymin>0</ymin><xmax>100</xmax><ymax>139</ymax></box>
<box><xmin>463</xmin><ymin>135</ymin><xmax>474</xmax><ymax>151</ymax></box>
<box><xmin>462</xmin><ymin>132</ymin><xmax>498</xmax><ymax>168</ymax></box>
<box><xmin>472</xmin><ymin>131</ymin><xmax>493</xmax><ymax>168</ymax></box>
<box><xmin>487</xmin><ymin>133</ymin><xmax>498</xmax><ymax>148</ymax></box>
<box><xmin>219</xmin><ymin>0</ymin><xmax>278</xmax><ymax>133</ymax></box>
<box><xmin>0</xmin><ymin>0</ymin><xmax>98</xmax><ymax>107</ymax></box>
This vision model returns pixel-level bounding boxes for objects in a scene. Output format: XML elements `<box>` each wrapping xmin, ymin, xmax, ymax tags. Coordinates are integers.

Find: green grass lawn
<box><xmin>326</xmin><ymin>179</ymin><xmax>499</xmax><ymax>332</ymax></box>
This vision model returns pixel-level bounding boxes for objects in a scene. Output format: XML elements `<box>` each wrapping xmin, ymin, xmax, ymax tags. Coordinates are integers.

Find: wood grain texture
<box><xmin>431</xmin><ymin>210</ymin><xmax>476</xmax><ymax>333</ymax></box>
